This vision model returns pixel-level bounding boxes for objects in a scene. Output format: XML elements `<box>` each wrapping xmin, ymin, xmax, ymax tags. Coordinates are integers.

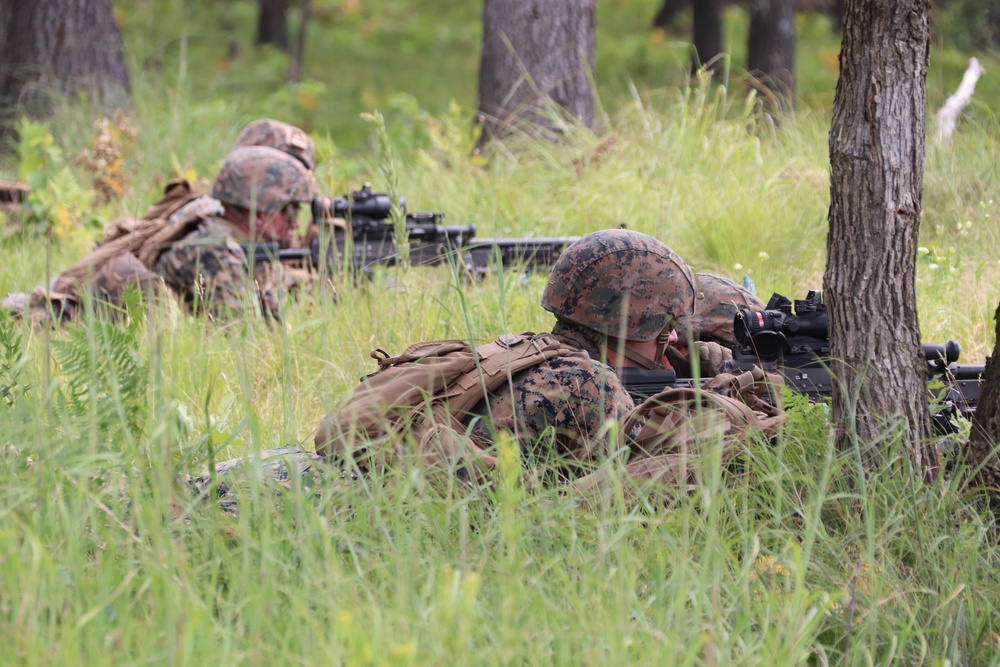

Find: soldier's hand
<box><xmin>694</xmin><ymin>341</ymin><xmax>732</xmax><ymax>376</ymax></box>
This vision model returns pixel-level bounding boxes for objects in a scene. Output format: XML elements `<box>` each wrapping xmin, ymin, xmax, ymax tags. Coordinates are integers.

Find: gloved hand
<box><xmin>694</xmin><ymin>340</ymin><xmax>732</xmax><ymax>376</ymax></box>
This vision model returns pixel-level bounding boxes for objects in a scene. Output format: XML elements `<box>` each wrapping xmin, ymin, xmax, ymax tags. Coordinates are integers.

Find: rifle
<box><xmin>244</xmin><ymin>182</ymin><xmax>580</xmax><ymax>276</ymax></box>
<box><xmin>621</xmin><ymin>290</ymin><xmax>984</xmax><ymax>435</ymax></box>
<box><xmin>463</xmin><ymin>236</ymin><xmax>580</xmax><ymax>279</ymax></box>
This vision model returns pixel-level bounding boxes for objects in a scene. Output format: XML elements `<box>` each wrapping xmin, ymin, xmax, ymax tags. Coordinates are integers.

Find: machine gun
<box><xmin>244</xmin><ymin>183</ymin><xmax>581</xmax><ymax>276</ymax></box>
<box><xmin>620</xmin><ymin>290</ymin><xmax>984</xmax><ymax>435</ymax></box>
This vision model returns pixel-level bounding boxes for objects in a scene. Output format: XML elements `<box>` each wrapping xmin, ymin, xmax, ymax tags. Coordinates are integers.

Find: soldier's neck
<box><xmin>550</xmin><ymin>321</ymin><xmax>608</xmax><ymax>364</ymax></box>
<box><xmin>221</xmin><ymin>207</ymin><xmax>253</xmax><ymax>241</ymax></box>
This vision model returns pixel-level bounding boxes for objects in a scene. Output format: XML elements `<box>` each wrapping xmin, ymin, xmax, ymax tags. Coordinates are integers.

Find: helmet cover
<box><xmin>541</xmin><ymin>229</ymin><xmax>696</xmax><ymax>342</ymax></box>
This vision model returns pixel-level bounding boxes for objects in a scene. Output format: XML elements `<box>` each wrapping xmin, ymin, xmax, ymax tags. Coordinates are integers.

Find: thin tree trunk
<box><xmin>968</xmin><ymin>302</ymin><xmax>1000</xmax><ymax>515</ymax></box>
<box><xmin>289</xmin><ymin>0</ymin><xmax>311</xmax><ymax>83</ymax></box>
<box><xmin>747</xmin><ymin>0</ymin><xmax>796</xmax><ymax>106</ymax></box>
<box><xmin>0</xmin><ymin>0</ymin><xmax>131</xmax><ymax>125</ymax></box>
<box><xmin>823</xmin><ymin>0</ymin><xmax>935</xmax><ymax>477</ymax></box>
<box><xmin>475</xmin><ymin>0</ymin><xmax>596</xmax><ymax>149</ymax></box>
<box><xmin>256</xmin><ymin>0</ymin><xmax>290</xmax><ymax>51</ymax></box>
<box><xmin>652</xmin><ymin>0</ymin><xmax>689</xmax><ymax>29</ymax></box>
<box><xmin>692</xmin><ymin>0</ymin><xmax>723</xmax><ymax>73</ymax></box>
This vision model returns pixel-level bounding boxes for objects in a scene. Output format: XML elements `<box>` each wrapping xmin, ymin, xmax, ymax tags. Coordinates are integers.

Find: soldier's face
<box><xmin>255</xmin><ymin>203</ymin><xmax>301</xmax><ymax>244</ymax></box>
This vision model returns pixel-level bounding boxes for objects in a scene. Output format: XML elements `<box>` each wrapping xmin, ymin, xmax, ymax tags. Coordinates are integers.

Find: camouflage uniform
<box><xmin>233</xmin><ymin>118</ymin><xmax>315</xmax><ymax>171</ymax></box>
<box><xmin>198</xmin><ymin>231</ymin><xmax>704</xmax><ymax>509</ymax></box>
<box><xmin>681</xmin><ymin>273</ymin><xmax>765</xmax><ymax>349</ymax></box>
<box><xmin>152</xmin><ymin>216</ymin><xmax>283</xmax><ymax>319</ymax></box>
<box><xmin>464</xmin><ymin>322</ymin><xmax>632</xmax><ymax>475</ymax></box>
<box><xmin>2</xmin><ymin>119</ymin><xmax>315</xmax><ymax>324</ymax></box>
<box><xmin>668</xmin><ymin>273</ymin><xmax>766</xmax><ymax>376</ymax></box>
<box><xmin>184</xmin><ymin>447</ymin><xmax>344</xmax><ymax>516</ymax></box>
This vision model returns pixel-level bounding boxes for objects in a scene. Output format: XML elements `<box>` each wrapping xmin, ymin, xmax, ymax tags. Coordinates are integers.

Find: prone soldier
<box><xmin>668</xmin><ymin>272</ymin><xmax>767</xmax><ymax>377</ymax></box>
<box><xmin>2</xmin><ymin>119</ymin><xmax>316</xmax><ymax>324</ymax></box>
<box><xmin>197</xmin><ymin>229</ymin><xmax>741</xmax><ymax>508</ymax></box>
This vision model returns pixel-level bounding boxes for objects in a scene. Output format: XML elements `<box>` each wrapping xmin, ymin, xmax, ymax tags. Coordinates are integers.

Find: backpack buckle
<box><xmin>496</xmin><ymin>333</ymin><xmax>523</xmax><ymax>349</ymax></box>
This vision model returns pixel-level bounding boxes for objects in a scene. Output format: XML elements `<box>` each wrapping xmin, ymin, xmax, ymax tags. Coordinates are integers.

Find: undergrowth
<box><xmin>1</xmin><ymin>9</ymin><xmax>999</xmax><ymax>664</ymax></box>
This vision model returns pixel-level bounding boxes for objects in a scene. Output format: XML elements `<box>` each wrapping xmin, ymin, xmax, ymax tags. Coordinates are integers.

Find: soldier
<box><xmin>158</xmin><ymin>118</ymin><xmax>316</xmax><ymax>232</ymax></box>
<box><xmin>460</xmin><ymin>228</ymin><xmax>698</xmax><ymax>476</ymax></box>
<box><xmin>2</xmin><ymin>144</ymin><xmax>314</xmax><ymax>324</ymax></box>
<box><xmin>669</xmin><ymin>273</ymin><xmax>767</xmax><ymax>377</ymax></box>
<box><xmin>152</xmin><ymin>145</ymin><xmax>314</xmax><ymax>319</ymax></box>
<box><xmin>194</xmin><ymin>230</ymin><xmax>701</xmax><ymax>508</ymax></box>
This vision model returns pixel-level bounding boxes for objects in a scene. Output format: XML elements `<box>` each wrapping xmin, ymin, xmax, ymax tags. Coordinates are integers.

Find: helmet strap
<box><xmin>619</xmin><ymin>329</ymin><xmax>672</xmax><ymax>370</ymax></box>
<box><xmin>621</xmin><ymin>346</ymin><xmax>662</xmax><ymax>370</ymax></box>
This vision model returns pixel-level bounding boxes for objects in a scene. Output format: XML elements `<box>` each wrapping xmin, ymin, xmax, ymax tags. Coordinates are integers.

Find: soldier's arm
<box><xmin>155</xmin><ymin>241</ymin><xmax>265</xmax><ymax>319</ymax></box>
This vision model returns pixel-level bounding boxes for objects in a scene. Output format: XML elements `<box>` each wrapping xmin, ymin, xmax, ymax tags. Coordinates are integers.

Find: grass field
<box><xmin>2</xmin><ymin>1</ymin><xmax>1000</xmax><ymax>664</ymax></box>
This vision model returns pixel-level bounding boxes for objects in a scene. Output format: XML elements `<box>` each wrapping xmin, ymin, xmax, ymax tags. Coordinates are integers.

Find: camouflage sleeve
<box><xmin>470</xmin><ymin>355</ymin><xmax>635</xmax><ymax>469</ymax></box>
<box><xmin>155</xmin><ymin>240</ymin><xmax>270</xmax><ymax>319</ymax></box>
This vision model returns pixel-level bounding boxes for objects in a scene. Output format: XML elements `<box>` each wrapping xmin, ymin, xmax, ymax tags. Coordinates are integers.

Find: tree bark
<box><xmin>256</xmin><ymin>0</ymin><xmax>290</xmax><ymax>51</ymax></box>
<box><xmin>475</xmin><ymin>0</ymin><xmax>596</xmax><ymax>149</ymax></box>
<box><xmin>652</xmin><ymin>0</ymin><xmax>690</xmax><ymax>29</ymax></box>
<box><xmin>747</xmin><ymin>0</ymin><xmax>796</xmax><ymax>105</ymax></box>
<box><xmin>968</xmin><ymin>303</ymin><xmax>1000</xmax><ymax>515</ymax></box>
<box><xmin>289</xmin><ymin>0</ymin><xmax>311</xmax><ymax>83</ymax></box>
<box><xmin>692</xmin><ymin>0</ymin><xmax>723</xmax><ymax>73</ymax></box>
<box><xmin>0</xmin><ymin>0</ymin><xmax>131</xmax><ymax>126</ymax></box>
<box><xmin>823</xmin><ymin>0</ymin><xmax>935</xmax><ymax>477</ymax></box>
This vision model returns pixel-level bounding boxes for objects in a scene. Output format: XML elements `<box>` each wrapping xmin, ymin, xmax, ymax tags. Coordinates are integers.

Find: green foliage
<box><xmin>0</xmin><ymin>3</ymin><xmax>999</xmax><ymax>664</ymax></box>
<box><xmin>0</xmin><ymin>311</ymin><xmax>29</xmax><ymax>407</ymax></box>
<box><xmin>52</xmin><ymin>294</ymin><xmax>149</xmax><ymax>444</ymax></box>
<box><xmin>16</xmin><ymin>118</ymin><xmax>101</xmax><ymax>239</ymax></box>
<box><xmin>362</xmin><ymin>109</ymin><xmax>408</xmax><ymax>265</ymax></box>
<box><xmin>936</xmin><ymin>0</ymin><xmax>1000</xmax><ymax>51</ymax></box>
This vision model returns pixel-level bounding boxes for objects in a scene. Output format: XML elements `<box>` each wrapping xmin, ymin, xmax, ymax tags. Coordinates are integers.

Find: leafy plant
<box><xmin>52</xmin><ymin>292</ymin><xmax>149</xmax><ymax>443</ymax></box>
<box><xmin>16</xmin><ymin>117</ymin><xmax>101</xmax><ymax>239</ymax></box>
<box><xmin>68</xmin><ymin>113</ymin><xmax>138</xmax><ymax>204</ymax></box>
<box><xmin>0</xmin><ymin>312</ymin><xmax>29</xmax><ymax>407</ymax></box>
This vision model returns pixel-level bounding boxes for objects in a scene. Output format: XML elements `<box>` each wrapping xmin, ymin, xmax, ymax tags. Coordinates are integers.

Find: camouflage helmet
<box><xmin>212</xmin><ymin>146</ymin><xmax>314</xmax><ymax>215</ymax></box>
<box><xmin>680</xmin><ymin>273</ymin><xmax>765</xmax><ymax>348</ymax></box>
<box><xmin>541</xmin><ymin>229</ymin><xmax>697</xmax><ymax>342</ymax></box>
<box><xmin>233</xmin><ymin>118</ymin><xmax>315</xmax><ymax>171</ymax></box>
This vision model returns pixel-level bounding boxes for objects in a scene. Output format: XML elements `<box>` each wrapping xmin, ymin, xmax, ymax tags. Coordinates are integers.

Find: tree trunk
<box><xmin>823</xmin><ymin>0</ymin><xmax>935</xmax><ymax>477</ymax></box>
<box><xmin>256</xmin><ymin>0</ymin><xmax>289</xmax><ymax>51</ymax></box>
<box><xmin>968</xmin><ymin>302</ymin><xmax>1000</xmax><ymax>515</ymax></box>
<box><xmin>834</xmin><ymin>0</ymin><xmax>847</xmax><ymax>29</ymax></box>
<box><xmin>475</xmin><ymin>0</ymin><xmax>596</xmax><ymax>149</ymax></box>
<box><xmin>652</xmin><ymin>0</ymin><xmax>689</xmax><ymax>30</ymax></box>
<box><xmin>0</xmin><ymin>0</ymin><xmax>131</xmax><ymax>125</ymax></box>
<box><xmin>747</xmin><ymin>0</ymin><xmax>796</xmax><ymax>105</ymax></box>
<box><xmin>692</xmin><ymin>0</ymin><xmax>723</xmax><ymax>73</ymax></box>
<box><xmin>289</xmin><ymin>0</ymin><xmax>311</xmax><ymax>83</ymax></box>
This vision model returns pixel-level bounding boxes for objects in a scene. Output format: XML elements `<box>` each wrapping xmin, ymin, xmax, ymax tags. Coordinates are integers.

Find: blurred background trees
<box><xmin>256</xmin><ymin>0</ymin><xmax>290</xmax><ymax>51</ymax></box>
<box><xmin>0</xmin><ymin>0</ymin><xmax>131</xmax><ymax>142</ymax></box>
<box><xmin>0</xmin><ymin>0</ymin><xmax>996</xmax><ymax>154</ymax></box>
<box><xmin>475</xmin><ymin>0</ymin><xmax>597</xmax><ymax>148</ymax></box>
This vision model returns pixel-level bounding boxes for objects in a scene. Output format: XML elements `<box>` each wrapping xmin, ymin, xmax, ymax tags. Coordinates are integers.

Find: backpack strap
<box><xmin>444</xmin><ymin>332</ymin><xmax>579</xmax><ymax>414</ymax></box>
<box><xmin>622</xmin><ymin>365</ymin><xmax>785</xmax><ymax>459</ymax></box>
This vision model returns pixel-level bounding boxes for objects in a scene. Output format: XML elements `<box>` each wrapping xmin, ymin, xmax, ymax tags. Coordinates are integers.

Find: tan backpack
<box><xmin>623</xmin><ymin>366</ymin><xmax>784</xmax><ymax>459</ymax></box>
<box><xmin>46</xmin><ymin>179</ymin><xmax>206</xmax><ymax>299</ymax></box>
<box><xmin>314</xmin><ymin>332</ymin><xmax>579</xmax><ymax>480</ymax></box>
<box><xmin>570</xmin><ymin>366</ymin><xmax>785</xmax><ymax>508</ymax></box>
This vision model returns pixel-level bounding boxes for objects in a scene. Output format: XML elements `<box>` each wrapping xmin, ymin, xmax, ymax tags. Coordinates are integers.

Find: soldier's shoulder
<box><xmin>517</xmin><ymin>349</ymin><xmax>622</xmax><ymax>391</ymax></box>
<box><xmin>167</xmin><ymin>195</ymin><xmax>225</xmax><ymax>227</ymax></box>
<box><xmin>174</xmin><ymin>215</ymin><xmax>237</xmax><ymax>243</ymax></box>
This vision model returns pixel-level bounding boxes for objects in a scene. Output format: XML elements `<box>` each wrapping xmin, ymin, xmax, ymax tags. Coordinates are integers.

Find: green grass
<box><xmin>2</xmin><ymin>1</ymin><xmax>1000</xmax><ymax>664</ymax></box>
